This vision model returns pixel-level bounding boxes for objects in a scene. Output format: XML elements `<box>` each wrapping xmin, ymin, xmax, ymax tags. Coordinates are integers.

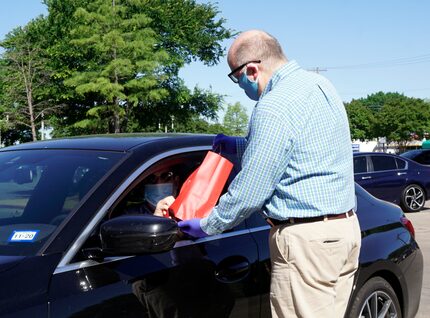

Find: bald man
<box><xmin>177</xmin><ymin>30</ymin><xmax>361</xmax><ymax>317</ymax></box>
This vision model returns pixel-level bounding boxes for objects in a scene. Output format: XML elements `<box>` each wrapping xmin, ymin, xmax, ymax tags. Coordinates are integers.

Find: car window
<box><xmin>75</xmin><ymin>150</ymin><xmax>240</xmax><ymax>262</ymax></box>
<box><xmin>396</xmin><ymin>158</ymin><xmax>406</xmax><ymax>169</ymax></box>
<box><xmin>370</xmin><ymin>155</ymin><xmax>397</xmax><ymax>171</ymax></box>
<box><xmin>0</xmin><ymin>150</ymin><xmax>124</xmax><ymax>256</ymax></box>
<box><xmin>353</xmin><ymin>156</ymin><xmax>367</xmax><ymax>173</ymax></box>
<box><xmin>110</xmin><ymin>151</ymin><xmax>239</xmax><ymax>219</ymax></box>
<box><xmin>416</xmin><ymin>152</ymin><xmax>430</xmax><ymax>165</ymax></box>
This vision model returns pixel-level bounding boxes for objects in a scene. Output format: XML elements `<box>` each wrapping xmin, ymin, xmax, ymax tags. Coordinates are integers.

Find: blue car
<box><xmin>353</xmin><ymin>152</ymin><xmax>430</xmax><ymax>212</ymax></box>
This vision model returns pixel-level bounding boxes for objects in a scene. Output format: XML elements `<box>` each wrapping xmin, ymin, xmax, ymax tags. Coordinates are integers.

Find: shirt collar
<box><xmin>260</xmin><ymin>60</ymin><xmax>301</xmax><ymax>99</ymax></box>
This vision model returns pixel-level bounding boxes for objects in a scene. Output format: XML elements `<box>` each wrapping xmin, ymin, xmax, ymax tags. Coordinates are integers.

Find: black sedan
<box><xmin>0</xmin><ymin>135</ymin><xmax>423</xmax><ymax>318</ymax></box>
<box><xmin>354</xmin><ymin>152</ymin><xmax>430</xmax><ymax>212</ymax></box>
<box><xmin>401</xmin><ymin>149</ymin><xmax>430</xmax><ymax>165</ymax></box>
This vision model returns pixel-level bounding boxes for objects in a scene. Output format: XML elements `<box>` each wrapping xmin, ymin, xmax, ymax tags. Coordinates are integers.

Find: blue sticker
<box><xmin>8</xmin><ymin>230</ymin><xmax>39</xmax><ymax>242</ymax></box>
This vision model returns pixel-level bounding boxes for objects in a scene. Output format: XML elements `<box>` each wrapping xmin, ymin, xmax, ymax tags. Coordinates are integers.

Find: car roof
<box><xmin>353</xmin><ymin>152</ymin><xmax>399</xmax><ymax>156</ymax></box>
<box><xmin>0</xmin><ymin>133</ymin><xmax>215</xmax><ymax>152</ymax></box>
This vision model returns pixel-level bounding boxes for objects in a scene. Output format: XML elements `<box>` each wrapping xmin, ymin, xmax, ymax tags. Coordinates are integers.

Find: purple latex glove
<box><xmin>212</xmin><ymin>133</ymin><xmax>237</xmax><ymax>154</ymax></box>
<box><xmin>178</xmin><ymin>218</ymin><xmax>208</xmax><ymax>238</ymax></box>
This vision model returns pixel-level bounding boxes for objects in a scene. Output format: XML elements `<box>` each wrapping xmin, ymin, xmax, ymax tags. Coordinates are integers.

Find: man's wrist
<box><xmin>200</xmin><ymin>217</ymin><xmax>210</xmax><ymax>235</ymax></box>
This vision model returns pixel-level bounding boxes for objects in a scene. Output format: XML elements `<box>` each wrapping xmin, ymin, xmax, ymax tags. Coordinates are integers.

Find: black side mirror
<box><xmin>100</xmin><ymin>215</ymin><xmax>179</xmax><ymax>255</ymax></box>
<box><xmin>14</xmin><ymin>165</ymin><xmax>35</xmax><ymax>184</ymax></box>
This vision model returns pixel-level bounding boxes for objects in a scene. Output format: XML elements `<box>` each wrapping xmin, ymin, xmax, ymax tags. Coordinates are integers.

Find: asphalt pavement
<box><xmin>406</xmin><ymin>201</ymin><xmax>430</xmax><ymax>318</ymax></box>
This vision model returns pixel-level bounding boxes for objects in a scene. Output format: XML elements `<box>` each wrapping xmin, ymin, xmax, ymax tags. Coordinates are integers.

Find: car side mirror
<box><xmin>100</xmin><ymin>215</ymin><xmax>179</xmax><ymax>255</ymax></box>
<box><xmin>14</xmin><ymin>165</ymin><xmax>34</xmax><ymax>184</ymax></box>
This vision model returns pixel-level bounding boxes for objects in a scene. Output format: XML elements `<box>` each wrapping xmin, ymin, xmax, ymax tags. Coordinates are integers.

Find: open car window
<box><xmin>74</xmin><ymin>150</ymin><xmax>240</xmax><ymax>262</ymax></box>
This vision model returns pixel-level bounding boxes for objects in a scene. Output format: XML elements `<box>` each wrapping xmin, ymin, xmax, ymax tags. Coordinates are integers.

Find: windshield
<box><xmin>0</xmin><ymin>149</ymin><xmax>124</xmax><ymax>256</ymax></box>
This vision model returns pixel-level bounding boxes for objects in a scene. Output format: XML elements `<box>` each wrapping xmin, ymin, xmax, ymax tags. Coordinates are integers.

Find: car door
<box><xmin>364</xmin><ymin>155</ymin><xmax>407</xmax><ymax>203</ymax></box>
<box><xmin>353</xmin><ymin>155</ymin><xmax>375</xmax><ymax>190</ymax></box>
<box><xmin>48</xmin><ymin>149</ymin><xmax>261</xmax><ymax>318</ymax></box>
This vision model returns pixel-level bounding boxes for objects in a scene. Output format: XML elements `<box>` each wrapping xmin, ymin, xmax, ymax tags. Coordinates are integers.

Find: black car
<box><xmin>0</xmin><ymin>135</ymin><xmax>423</xmax><ymax>318</ymax></box>
<box><xmin>401</xmin><ymin>149</ymin><xmax>430</xmax><ymax>165</ymax></box>
<box><xmin>353</xmin><ymin>152</ymin><xmax>430</xmax><ymax>212</ymax></box>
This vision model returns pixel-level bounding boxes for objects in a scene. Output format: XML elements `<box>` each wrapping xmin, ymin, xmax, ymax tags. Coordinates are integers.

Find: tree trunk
<box><xmin>25</xmin><ymin>79</ymin><xmax>37</xmax><ymax>141</ymax></box>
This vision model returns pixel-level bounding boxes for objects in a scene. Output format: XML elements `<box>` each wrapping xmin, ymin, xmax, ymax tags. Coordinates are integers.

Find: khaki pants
<box><xmin>269</xmin><ymin>213</ymin><xmax>361</xmax><ymax>318</ymax></box>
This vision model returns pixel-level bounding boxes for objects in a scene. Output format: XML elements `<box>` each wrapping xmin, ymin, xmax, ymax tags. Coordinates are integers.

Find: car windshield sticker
<box><xmin>8</xmin><ymin>230</ymin><xmax>39</xmax><ymax>242</ymax></box>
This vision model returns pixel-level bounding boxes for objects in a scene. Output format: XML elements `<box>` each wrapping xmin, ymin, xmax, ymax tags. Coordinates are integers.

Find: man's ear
<box><xmin>245</xmin><ymin>63</ymin><xmax>259</xmax><ymax>81</ymax></box>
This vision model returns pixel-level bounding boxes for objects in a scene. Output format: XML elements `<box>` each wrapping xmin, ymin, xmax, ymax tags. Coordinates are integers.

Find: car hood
<box><xmin>0</xmin><ymin>255</ymin><xmax>25</xmax><ymax>273</ymax></box>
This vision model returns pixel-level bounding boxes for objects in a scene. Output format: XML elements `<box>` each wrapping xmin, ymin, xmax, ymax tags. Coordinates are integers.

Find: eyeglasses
<box><xmin>227</xmin><ymin>60</ymin><xmax>261</xmax><ymax>83</ymax></box>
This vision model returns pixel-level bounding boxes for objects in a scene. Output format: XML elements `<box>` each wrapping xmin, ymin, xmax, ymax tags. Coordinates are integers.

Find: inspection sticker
<box><xmin>8</xmin><ymin>230</ymin><xmax>39</xmax><ymax>242</ymax></box>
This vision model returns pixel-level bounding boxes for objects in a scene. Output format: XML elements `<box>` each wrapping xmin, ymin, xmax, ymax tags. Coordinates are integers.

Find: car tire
<box><xmin>347</xmin><ymin>276</ymin><xmax>402</xmax><ymax>318</ymax></box>
<box><xmin>401</xmin><ymin>184</ymin><xmax>426</xmax><ymax>212</ymax></box>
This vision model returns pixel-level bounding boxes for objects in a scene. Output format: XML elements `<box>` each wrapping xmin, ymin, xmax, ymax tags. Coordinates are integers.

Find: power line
<box><xmin>311</xmin><ymin>53</ymin><xmax>430</xmax><ymax>71</ymax></box>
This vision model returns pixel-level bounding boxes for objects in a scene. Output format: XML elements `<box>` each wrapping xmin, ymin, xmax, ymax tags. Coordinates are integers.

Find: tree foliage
<box><xmin>223</xmin><ymin>102</ymin><xmax>248</xmax><ymax>136</ymax></box>
<box><xmin>345</xmin><ymin>92</ymin><xmax>430</xmax><ymax>142</ymax></box>
<box><xmin>345</xmin><ymin>99</ymin><xmax>375</xmax><ymax>140</ymax></box>
<box><xmin>64</xmin><ymin>0</ymin><xmax>170</xmax><ymax>133</ymax></box>
<box><xmin>0</xmin><ymin>18</ymin><xmax>57</xmax><ymax>142</ymax></box>
<box><xmin>0</xmin><ymin>0</ymin><xmax>233</xmax><ymax>142</ymax></box>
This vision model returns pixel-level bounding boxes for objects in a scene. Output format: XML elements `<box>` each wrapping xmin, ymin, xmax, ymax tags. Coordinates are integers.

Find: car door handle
<box><xmin>215</xmin><ymin>257</ymin><xmax>250</xmax><ymax>283</ymax></box>
<box><xmin>361</xmin><ymin>176</ymin><xmax>372</xmax><ymax>180</ymax></box>
<box><xmin>397</xmin><ymin>172</ymin><xmax>407</xmax><ymax>176</ymax></box>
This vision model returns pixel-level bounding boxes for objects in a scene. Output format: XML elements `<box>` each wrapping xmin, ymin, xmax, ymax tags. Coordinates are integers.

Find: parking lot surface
<box><xmin>406</xmin><ymin>202</ymin><xmax>430</xmax><ymax>318</ymax></box>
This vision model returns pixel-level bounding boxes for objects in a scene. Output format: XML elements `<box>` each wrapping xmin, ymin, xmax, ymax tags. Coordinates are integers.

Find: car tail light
<box><xmin>400</xmin><ymin>216</ymin><xmax>415</xmax><ymax>238</ymax></box>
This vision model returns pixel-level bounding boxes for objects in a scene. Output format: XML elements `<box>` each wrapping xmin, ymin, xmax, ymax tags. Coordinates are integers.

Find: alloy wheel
<box><xmin>358</xmin><ymin>290</ymin><xmax>398</xmax><ymax>318</ymax></box>
<box><xmin>404</xmin><ymin>185</ymin><xmax>425</xmax><ymax>211</ymax></box>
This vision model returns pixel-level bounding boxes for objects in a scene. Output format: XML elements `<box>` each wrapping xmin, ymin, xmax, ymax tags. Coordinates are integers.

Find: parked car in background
<box><xmin>0</xmin><ymin>135</ymin><xmax>423</xmax><ymax>318</ymax></box>
<box><xmin>353</xmin><ymin>152</ymin><xmax>430</xmax><ymax>212</ymax></box>
<box><xmin>400</xmin><ymin>149</ymin><xmax>430</xmax><ymax>165</ymax></box>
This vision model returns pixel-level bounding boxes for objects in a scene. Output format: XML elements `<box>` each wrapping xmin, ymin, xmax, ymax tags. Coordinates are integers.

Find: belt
<box><xmin>266</xmin><ymin>210</ymin><xmax>354</xmax><ymax>227</ymax></box>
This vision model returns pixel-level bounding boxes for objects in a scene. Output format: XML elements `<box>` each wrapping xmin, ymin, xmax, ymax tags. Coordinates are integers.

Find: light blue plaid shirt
<box><xmin>201</xmin><ymin>60</ymin><xmax>355</xmax><ymax>235</ymax></box>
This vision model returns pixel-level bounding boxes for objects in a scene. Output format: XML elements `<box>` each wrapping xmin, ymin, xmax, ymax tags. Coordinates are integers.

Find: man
<box><xmin>176</xmin><ymin>30</ymin><xmax>361</xmax><ymax>317</ymax></box>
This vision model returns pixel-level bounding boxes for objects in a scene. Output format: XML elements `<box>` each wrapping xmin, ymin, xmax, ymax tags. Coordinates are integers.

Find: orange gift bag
<box><xmin>168</xmin><ymin>151</ymin><xmax>233</xmax><ymax>221</ymax></box>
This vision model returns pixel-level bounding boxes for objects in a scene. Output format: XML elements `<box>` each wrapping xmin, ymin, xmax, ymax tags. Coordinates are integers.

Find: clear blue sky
<box><xmin>1</xmin><ymin>0</ymin><xmax>430</xmax><ymax>118</ymax></box>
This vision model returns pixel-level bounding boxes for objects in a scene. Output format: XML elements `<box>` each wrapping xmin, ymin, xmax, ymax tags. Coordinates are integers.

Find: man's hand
<box><xmin>178</xmin><ymin>218</ymin><xmax>208</xmax><ymax>238</ymax></box>
<box><xmin>154</xmin><ymin>196</ymin><xmax>175</xmax><ymax>217</ymax></box>
<box><xmin>213</xmin><ymin>133</ymin><xmax>237</xmax><ymax>154</ymax></box>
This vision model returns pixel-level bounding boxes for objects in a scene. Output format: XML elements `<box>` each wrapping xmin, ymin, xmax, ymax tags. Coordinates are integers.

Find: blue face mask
<box><xmin>238</xmin><ymin>70</ymin><xmax>259</xmax><ymax>101</ymax></box>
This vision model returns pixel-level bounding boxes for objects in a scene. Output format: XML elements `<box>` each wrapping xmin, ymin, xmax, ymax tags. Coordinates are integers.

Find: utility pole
<box><xmin>41</xmin><ymin>112</ymin><xmax>45</xmax><ymax>140</ymax></box>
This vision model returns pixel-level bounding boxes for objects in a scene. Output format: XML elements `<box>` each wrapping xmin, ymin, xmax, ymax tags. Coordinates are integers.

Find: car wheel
<box><xmin>347</xmin><ymin>276</ymin><xmax>402</xmax><ymax>318</ymax></box>
<box><xmin>401</xmin><ymin>184</ymin><xmax>425</xmax><ymax>212</ymax></box>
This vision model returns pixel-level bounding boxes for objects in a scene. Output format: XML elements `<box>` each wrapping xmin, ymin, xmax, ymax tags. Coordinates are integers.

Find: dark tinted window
<box><xmin>0</xmin><ymin>149</ymin><xmax>124</xmax><ymax>256</ymax></box>
<box><xmin>371</xmin><ymin>155</ymin><xmax>397</xmax><ymax>171</ymax></box>
<box><xmin>396</xmin><ymin>158</ymin><xmax>406</xmax><ymax>169</ymax></box>
<box><xmin>416</xmin><ymin>152</ymin><xmax>430</xmax><ymax>165</ymax></box>
<box><xmin>353</xmin><ymin>156</ymin><xmax>367</xmax><ymax>173</ymax></box>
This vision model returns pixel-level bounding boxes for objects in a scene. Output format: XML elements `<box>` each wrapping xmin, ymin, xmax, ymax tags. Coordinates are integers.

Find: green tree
<box><xmin>223</xmin><ymin>102</ymin><xmax>248</xmax><ymax>136</ymax></box>
<box><xmin>345</xmin><ymin>99</ymin><xmax>375</xmax><ymax>140</ymax></box>
<box><xmin>360</xmin><ymin>91</ymin><xmax>414</xmax><ymax>114</ymax></box>
<box><xmin>346</xmin><ymin>92</ymin><xmax>430</xmax><ymax>144</ymax></box>
<box><xmin>63</xmin><ymin>0</ymin><xmax>170</xmax><ymax>133</ymax></box>
<box><xmin>374</xmin><ymin>94</ymin><xmax>430</xmax><ymax>142</ymax></box>
<box><xmin>0</xmin><ymin>18</ymin><xmax>57</xmax><ymax>141</ymax></box>
<box><xmin>43</xmin><ymin>0</ymin><xmax>233</xmax><ymax>136</ymax></box>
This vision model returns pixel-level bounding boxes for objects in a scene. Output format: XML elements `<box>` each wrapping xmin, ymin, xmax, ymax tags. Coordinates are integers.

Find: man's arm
<box><xmin>202</xmin><ymin>107</ymin><xmax>295</xmax><ymax>235</ymax></box>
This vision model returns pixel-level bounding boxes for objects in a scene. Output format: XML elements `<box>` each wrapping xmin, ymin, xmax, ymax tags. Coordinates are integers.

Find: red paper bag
<box><xmin>168</xmin><ymin>151</ymin><xmax>233</xmax><ymax>221</ymax></box>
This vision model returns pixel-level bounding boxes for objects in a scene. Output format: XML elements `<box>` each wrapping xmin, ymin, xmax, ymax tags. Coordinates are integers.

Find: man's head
<box><xmin>227</xmin><ymin>30</ymin><xmax>287</xmax><ymax>100</ymax></box>
<box><xmin>144</xmin><ymin>169</ymin><xmax>180</xmax><ymax>209</ymax></box>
